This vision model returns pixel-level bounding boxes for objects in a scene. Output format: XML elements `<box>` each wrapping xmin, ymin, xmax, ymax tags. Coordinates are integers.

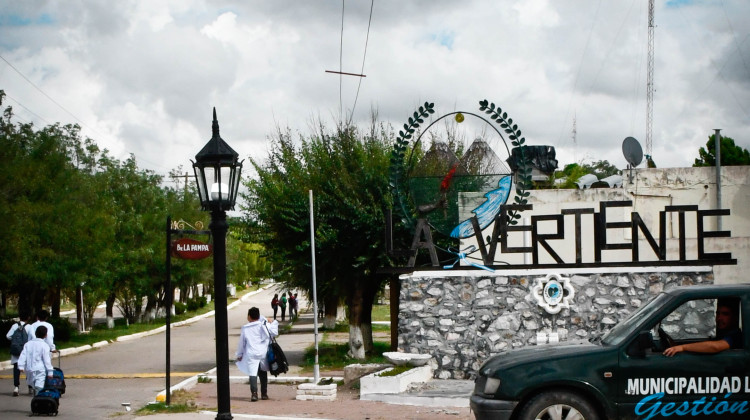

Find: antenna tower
<box><xmin>646</xmin><ymin>0</ymin><xmax>655</xmax><ymax>156</ymax></box>
<box><xmin>571</xmin><ymin>113</ymin><xmax>577</xmax><ymax>163</ymax></box>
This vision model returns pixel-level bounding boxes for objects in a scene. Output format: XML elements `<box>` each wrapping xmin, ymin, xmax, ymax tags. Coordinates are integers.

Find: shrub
<box><xmin>49</xmin><ymin>317</ymin><xmax>73</xmax><ymax>342</ymax></box>
<box><xmin>174</xmin><ymin>302</ymin><xmax>186</xmax><ymax>315</ymax></box>
<box><xmin>186</xmin><ymin>298</ymin><xmax>200</xmax><ymax>312</ymax></box>
<box><xmin>0</xmin><ymin>319</ymin><xmax>15</xmax><ymax>350</ymax></box>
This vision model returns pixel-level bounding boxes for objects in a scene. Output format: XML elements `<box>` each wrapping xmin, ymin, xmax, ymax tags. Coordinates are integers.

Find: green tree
<box><xmin>0</xmin><ymin>89</ymin><xmax>226</xmax><ymax>329</ymax></box>
<box><xmin>552</xmin><ymin>160</ymin><xmax>620</xmax><ymax>189</ymax></box>
<box><xmin>0</xmin><ymin>91</ymin><xmax>107</xmax><ymax>318</ymax></box>
<box><xmin>693</xmin><ymin>134</ymin><xmax>750</xmax><ymax>166</ymax></box>
<box><xmin>242</xmin><ymin>122</ymin><xmax>392</xmax><ymax>359</ymax></box>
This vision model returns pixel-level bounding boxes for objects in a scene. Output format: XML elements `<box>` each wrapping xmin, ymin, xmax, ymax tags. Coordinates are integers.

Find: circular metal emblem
<box><xmin>543</xmin><ymin>280</ymin><xmax>563</xmax><ymax>305</ymax></box>
<box><xmin>531</xmin><ymin>274</ymin><xmax>575</xmax><ymax>314</ymax></box>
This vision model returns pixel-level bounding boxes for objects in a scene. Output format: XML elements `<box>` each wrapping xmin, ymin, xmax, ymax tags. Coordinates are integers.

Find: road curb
<box><xmin>1</xmin><ymin>285</ymin><xmax>273</xmax><ymax>372</ymax></box>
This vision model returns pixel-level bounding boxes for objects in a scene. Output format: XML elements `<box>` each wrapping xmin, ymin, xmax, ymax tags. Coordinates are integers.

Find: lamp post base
<box><xmin>215</xmin><ymin>412</ymin><xmax>233</xmax><ymax>420</ymax></box>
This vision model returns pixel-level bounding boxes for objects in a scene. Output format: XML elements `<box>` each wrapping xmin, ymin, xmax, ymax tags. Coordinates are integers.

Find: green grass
<box><xmin>376</xmin><ymin>365</ymin><xmax>413</xmax><ymax>377</ymax></box>
<box><xmin>302</xmin><ymin>341</ymin><xmax>391</xmax><ymax>371</ymax></box>
<box><xmin>137</xmin><ymin>402</ymin><xmax>197</xmax><ymax>415</ymax></box>
<box><xmin>319</xmin><ymin>322</ymin><xmax>390</xmax><ymax>333</ymax></box>
<box><xmin>371</xmin><ymin>304</ymin><xmax>391</xmax><ymax>322</ymax></box>
<box><xmin>136</xmin><ymin>390</ymin><xmax>198</xmax><ymax>414</ymax></box>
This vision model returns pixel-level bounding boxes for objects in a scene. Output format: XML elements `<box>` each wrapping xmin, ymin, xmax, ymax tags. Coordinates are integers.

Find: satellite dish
<box><xmin>622</xmin><ymin>137</ymin><xmax>643</xmax><ymax>167</ymax></box>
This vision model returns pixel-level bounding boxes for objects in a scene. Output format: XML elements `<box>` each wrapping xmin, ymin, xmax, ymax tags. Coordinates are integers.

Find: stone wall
<box><xmin>397</xmin><ymin>269</ymin><xmax>714</xmax><ymax>379</ymax></box>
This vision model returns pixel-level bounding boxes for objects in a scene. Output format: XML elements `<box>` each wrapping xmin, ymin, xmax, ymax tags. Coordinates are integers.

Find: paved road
<box><xmin>0</xmin><ymin>284</ymin><xmax>309</xmax><ymax>419</ymax></box>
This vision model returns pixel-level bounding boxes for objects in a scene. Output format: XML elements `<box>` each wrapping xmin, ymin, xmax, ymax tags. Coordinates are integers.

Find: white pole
<box><xmin>309</xmin><ymin>190</ymin><xmax>320</xmax><ymax>383</ymax></box>
<box><xmin>714</xmin><ymin>129</ymin><xmax>722</xmax><ymax>230</ymax></box>
<box><xmin>80</xmin><ymin>282</ymin><xmax>86</xmax><ymax>332</ymax></box>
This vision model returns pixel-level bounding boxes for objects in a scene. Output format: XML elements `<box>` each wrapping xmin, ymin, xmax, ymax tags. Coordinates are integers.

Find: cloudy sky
<box><xmin>1</xmin><ymin>0</ymin><xmax>748</xmax><ymax>183</ymax></box>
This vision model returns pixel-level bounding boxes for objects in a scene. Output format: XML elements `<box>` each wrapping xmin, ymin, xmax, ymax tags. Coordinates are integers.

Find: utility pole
<box><xmin>171</xmin><ymin>172</ymin><xmax>191</xmax><ymax>199</ymax></box>
<box><xmin>646</xmin><ymin>0</ymin><xmax>655</xmax><ymax>157</ymax></box>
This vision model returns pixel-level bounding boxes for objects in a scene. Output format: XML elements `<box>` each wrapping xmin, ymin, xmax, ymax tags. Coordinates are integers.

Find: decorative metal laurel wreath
<box><xmin>389</xmin><ymin>100</ymin><xmax>532</xmax><ymax>233</ymax></box>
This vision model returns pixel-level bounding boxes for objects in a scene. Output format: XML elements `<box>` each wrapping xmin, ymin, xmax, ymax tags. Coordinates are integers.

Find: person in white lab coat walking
<box><xmin>6</xmin><ymin>312</ymin><xmax>34</xmax><ymax>396</ymax></box>
<box><xmin>17</xmin><ymin>325</ymin><xmax>54</xmax><ymax>396</ymax></box>
<box><xmin>235</xmin><ymin>307</ymin><xmax>278</xmax><ymax>401</ymax></box>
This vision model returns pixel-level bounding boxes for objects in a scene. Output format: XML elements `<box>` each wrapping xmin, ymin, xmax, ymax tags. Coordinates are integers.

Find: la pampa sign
<box><xmin>172</xmin><ymin>237</ymin><xmax>212</xmax><ymax>260</ymax></box>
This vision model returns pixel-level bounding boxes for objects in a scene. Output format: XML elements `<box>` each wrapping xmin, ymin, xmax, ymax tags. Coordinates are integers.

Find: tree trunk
<box><xmin>0</xmin><ymin>289</ymin><xmax>6</xmax><ymax>318</ymax></box>
<box><xmin>389</xmin><ymin>277</ymin><xmax>400</xmax><ymax>351</ymax></box>
<box><xmin>51</xmin><ymin>282</ymin><xmax>61</xmax><ymax>318</ymax></box>
<box><xmin>133</xmin><ymin>295</ymin><xmax>143</xmax><ymax>323</ymax></box>
<box><xmin>361</xmin><ymin>284</ymin><xmax>375</xmax><ymax>355</ymax></box>
<box><xmin>347</xmin><ymin>284</ymin><xmax>366</xmax><ymax>359</ymax></box>
<box><xmin>31</xmin><ymin>287</ymin><xmax>45</xmax><ymax>317</ymax></box>
<box><xmin>323</xmin><ymin>295</ymin><xmax>338</xmax><ymax>329</ymax></box>
<box><xmin>75</xmin><ymin>286</ymin><xmax>84</xmax><ymax>332</ymax></box>
<box><xmin>105</xmin><ymin>291</ymin><xmax>116</xmax><ymax>329</ymax></box>
<box><xmin>142</xmin><ymin>294</ymin><xmax>157</xmax><ymax>322</ymax></box>
<box><xmin>84</xmin><ymin>302</ymin><xmax>96</xmax><ymax>330</ymax></box>
<box><xmin>17</xmin><ymin>281</ymin><xmax>33</xmax><ymax>319</ymax></box>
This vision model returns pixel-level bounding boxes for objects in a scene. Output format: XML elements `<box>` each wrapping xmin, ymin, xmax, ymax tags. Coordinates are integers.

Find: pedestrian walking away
<box><xmin>279</xmin><ymin>292</ymin><xmax>287</xmax><ymax>322</ymax></box>
<box><xmin>271</xmin><ymin>293</ymin><xmax>279</xmax><ymax>320</ymax></box>
<box><xmin>6</xmin><ymin>311</ymin><xmax>34</xmax><ymax>396</ymax></box>
<box><xmin>18</xmin><ymin>325</ymin><xmax>54</xmax><ymax>396</ymax></box>
<box><xmin>30</xmin><ymin>309</ymin><xmax>56</xmax><ymax>352</ymax></box>
<box><xmin>235</xmin><ymin>307</ymin><xmax>279</xmax><ymax>402</ymax></box>
<box><xmin>288</xmin><ymin>293</ymin><xmax>297</xmax><ymax>320</ymax></box>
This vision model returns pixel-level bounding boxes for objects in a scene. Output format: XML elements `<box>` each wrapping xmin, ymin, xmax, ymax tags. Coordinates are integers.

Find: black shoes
<box><xmin>250</xmin><ymin>392</ymin><xmax>268</xmax><ymax>401</ymax></box>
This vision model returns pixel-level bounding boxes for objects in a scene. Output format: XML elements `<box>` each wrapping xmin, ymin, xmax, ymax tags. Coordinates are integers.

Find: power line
<box><xmin>2</xmin><ymin>93</ymin><xmax>53</xmax><ymax>126</ymax></box>
<box><xmin>0</xmin><ymin>53</ymin><xmax>106</xmax><ymax>139</ymax></box>
<box><xmin>0</xmin><ymin>54</ymin><xmax>176</xmax><ymax>175</ymax></box>
<box><xmin>347</xmin><ymin>0</ymin><xmax>375</xmax><ymax>126</ymax></box>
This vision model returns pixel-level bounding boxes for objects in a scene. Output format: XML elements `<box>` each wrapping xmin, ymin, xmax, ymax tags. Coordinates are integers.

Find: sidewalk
<box><xmin>156</xmin><ymin>303</ymin><xmax>475</xmax><ymax>420</ymax></box>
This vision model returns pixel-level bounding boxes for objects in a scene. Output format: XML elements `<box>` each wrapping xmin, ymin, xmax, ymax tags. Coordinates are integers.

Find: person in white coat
<box><xmin>29</xmin><ymin>309</ymin><xmax>55</xmax><ymax>352</ymax></box>
<box><xmin>6</xmin><ymin>312</ymin><xmax>34</xmax><ymax>396</ymax></box>
<box><xmin>235</xmin><ymin>306</ymin><xmax>278</xmax><ymax>401</ymax></box>
<box><xmin>18</xmin><ymin>325</ymin><xmax>54</xmax><ymax>396</ymax></box>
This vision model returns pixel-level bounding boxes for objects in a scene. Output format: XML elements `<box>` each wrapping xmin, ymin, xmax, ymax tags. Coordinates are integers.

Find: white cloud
<box><xmin>0</xmin><ymin>0</ymin><xmax>747</xmax><ymax>178</ymax></box>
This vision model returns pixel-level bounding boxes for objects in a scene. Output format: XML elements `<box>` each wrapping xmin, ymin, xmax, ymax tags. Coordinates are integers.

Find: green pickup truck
<box><xmin>470</xmin><ymin>284</ymin><xmax>749</xmax><ymax>420</ymax></box>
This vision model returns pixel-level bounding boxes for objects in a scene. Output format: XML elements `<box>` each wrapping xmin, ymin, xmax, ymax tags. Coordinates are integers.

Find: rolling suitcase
<box><xmin>47</xmin><ymin>352</ymin><xmax>65</xmax><ymax>396</ymax></box>
<box><xmin>31</xmin><ymin>387</ymin><xmax>60</xmax><ymax>416</ymax></box>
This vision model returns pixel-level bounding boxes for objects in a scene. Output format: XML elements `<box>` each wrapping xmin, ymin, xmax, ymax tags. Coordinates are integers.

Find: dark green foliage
<box><xmin>0</xmin><ymin>319</ymin><xmax>14</xmax><ymax>351</ymax></box>
<box><xmin>693</xmin><ymin>134</ymin><xmax>750</xmax><ymax>167</ymax></box>
<box><xmin>389</xmin><ymin>102</ymin><xmax>436</xmax><ymax>227</ymax></box>
<box><xmin>553</xmin><ymin>160</ymin><xmax>620</xmax><ymax>189</ymax></box>
<box><xmin>174</xmin><ymin>302</ymin><xmax>186</xmax><ymax>315</ymax></box>
<box><xmin>479</xmin><ymin>100</ymin><xmax>532</xmax><ymax>224</ymax></box>
<box><xmin>0</xmin><ymin>89</ymin><xmax>207</xmax><ymax>327</ymax></box>
<box><xmin>185</xmin><ymin>296</ymin><xmax>207</xmax><ymax>312</ymax></box>
<box><xmin>241</xmin><ymin>121</ymin><xmax>395</xmax><ymax>357</ymax></box>
<box><xmin>48</xmin><ymin>317</ymin><xmax>73</xmax><ymax>342</ymax></box>
<box><xmin>581</xmin><ymin>160</ymin><xmax>620</xmax><ymax>179</ymax></box>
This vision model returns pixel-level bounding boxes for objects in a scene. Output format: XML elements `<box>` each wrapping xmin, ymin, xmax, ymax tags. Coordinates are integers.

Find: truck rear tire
<box><xmin>518</xmin><ymin>391</ymin><xmax>599</xmax><ymax>420</ymax></box>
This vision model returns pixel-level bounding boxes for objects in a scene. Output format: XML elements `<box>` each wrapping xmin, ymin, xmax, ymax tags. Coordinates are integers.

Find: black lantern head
<box><xmin>192</xmin><ymin>108</ymin><xmax>243</xmax><ymax>212</ymax></box>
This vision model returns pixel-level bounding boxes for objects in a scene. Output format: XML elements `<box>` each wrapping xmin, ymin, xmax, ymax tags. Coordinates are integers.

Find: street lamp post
<box><xmin>192</xmin><ymin>108</ymin><xmax>243</xmax><ymax>420</ymax></box>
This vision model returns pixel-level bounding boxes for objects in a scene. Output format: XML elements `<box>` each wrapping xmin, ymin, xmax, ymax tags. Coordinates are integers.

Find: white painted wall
<box><xmin>458</xmin><ymin>166</ymin><xmax>750</xmax><ymax>284</ymax></box>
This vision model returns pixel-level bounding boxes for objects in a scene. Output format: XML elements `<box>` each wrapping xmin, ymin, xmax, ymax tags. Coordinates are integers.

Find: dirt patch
<box><xmin>324</xmin><ymin>331</ymin><xmax>391</xmax><ymax>344</ymax></box>
<box><xmin>191</xmin><ymin>378</ymin><xmax>473</xmax><ymax>420</ymax></box>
